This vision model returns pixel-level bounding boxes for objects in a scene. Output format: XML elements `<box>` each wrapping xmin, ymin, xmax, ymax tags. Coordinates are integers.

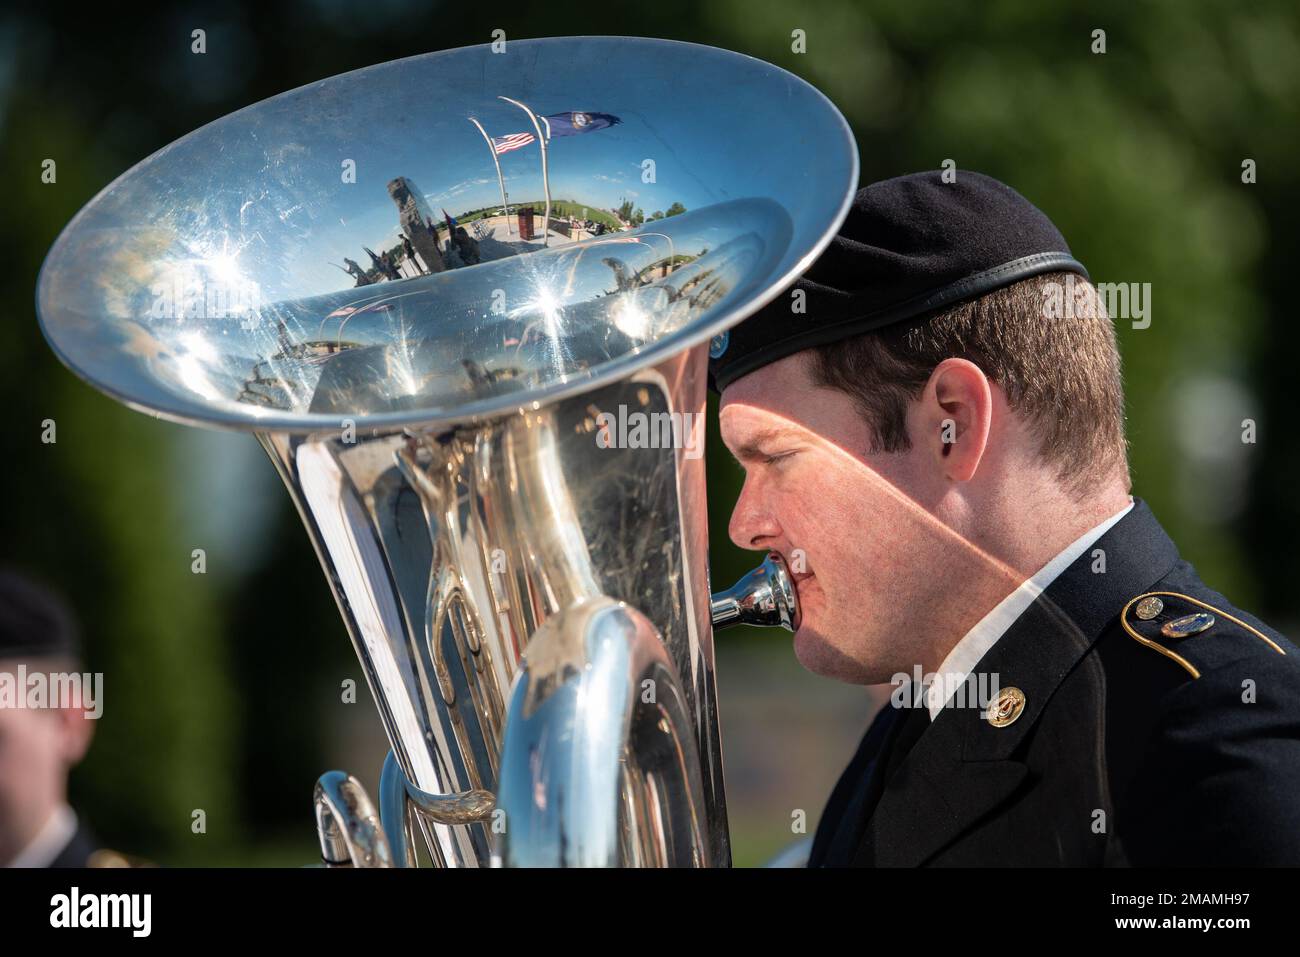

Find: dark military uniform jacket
<box><xmin>49</xmin><ymin>819</ymin><xmax>101</xmax><ymax>867</ymax></box>
<box><xmin>808</xmin><ymin>498</ymin><xmax>1300</xmax><ymax>866</ymax></box>
<box><xmin>46</xmin><ymin>815</ymin><xmax>138</xmax><ymax>868</ymax></box>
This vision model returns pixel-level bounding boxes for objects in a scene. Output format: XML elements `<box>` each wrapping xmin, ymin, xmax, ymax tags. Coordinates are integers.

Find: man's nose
<box><xmin>728</xmin><ymin>478</ymin><xmax>781</xmax><ymax>551</ymax></box>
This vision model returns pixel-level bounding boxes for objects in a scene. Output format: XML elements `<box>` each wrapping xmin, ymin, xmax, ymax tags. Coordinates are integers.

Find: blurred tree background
<box><xmin>1</xmin><ymin>0</ymin><xmax>1297</xmax><ymax>866</ymax></box>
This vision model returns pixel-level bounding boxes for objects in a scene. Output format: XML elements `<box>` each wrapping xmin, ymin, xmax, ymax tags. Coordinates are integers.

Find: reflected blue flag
<box><xmin>543</xmin><ymin>111</ymin><xmax>621</xmax><ymax>137</ymax></box>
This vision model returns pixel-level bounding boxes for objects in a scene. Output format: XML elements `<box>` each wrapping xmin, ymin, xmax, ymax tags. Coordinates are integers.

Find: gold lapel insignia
<box><xmin>987</xmin><ymin>686</ymin><xmax>1026</xmax><ymax>728</ymax></box>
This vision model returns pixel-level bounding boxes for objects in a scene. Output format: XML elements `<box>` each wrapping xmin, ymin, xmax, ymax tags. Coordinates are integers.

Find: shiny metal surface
<box><xmin>379</xmin><ymin>752</ymin><xmax>420</xmax><ymax>868</ymax></box>
<box><xmin>314</xmin><ymin>771</ymin><xmax>393</xmax><ymax>868</ymax></box>
<box><xmin>711</xmin><ymin>552</ymin><xmax>801</xmax><ymax>631</ymax></box>
<box><xmin>36</xmin><ymin>37</ymin><xmax>857</xmax><ymax>435</ymax></box>
<box><xmin>379</xmin><ymin>749</ymin><xmax>494</xmax><ymax>867</ymax></box>
<box><xmin>494</xmin><ymin>596</ymin><xmax>708</xmax><ymax>866</ymax></box>
<box><xmin>259</xmin><ymin>353</ymin><xmax>728</xmax><ymax>866</ymax></box>
<box><xmin>35</xmin><ymin>37</ymin><xmax>859</xmax><ymax>867</ymax></box>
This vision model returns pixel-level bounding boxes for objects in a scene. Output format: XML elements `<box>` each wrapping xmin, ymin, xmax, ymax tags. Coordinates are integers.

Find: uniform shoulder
<box><xmin>1117</xmin><ymin>560</ymin><xmax>1298</xmax><ymax>684</ymax></box>
<box><xmin>1113</xmin><ymin>566</ymin><xmax>1300</xmax><ymax>864</ymax></box>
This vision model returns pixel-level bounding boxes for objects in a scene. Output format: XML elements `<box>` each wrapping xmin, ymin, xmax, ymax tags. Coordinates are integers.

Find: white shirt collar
<box><xmin>5</xmin><ymin>804</ymin><xmax>78</xmax><ymax>868</ymax></box>
<box><xmin>924</xmin><ymin>498</ymin><xmax>1134</xmax><ymax>721</ymax></box>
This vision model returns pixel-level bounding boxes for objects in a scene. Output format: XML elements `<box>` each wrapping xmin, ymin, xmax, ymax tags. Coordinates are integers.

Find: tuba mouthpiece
<box><xmin>36</xmin><ymin>36</ymin><xmax>854</xmax><ymax>867</ymax></box>
<box><xmin>711</xmin><ymin>552</ymin><xmax>801</xmax><ymax>632</ymax></box>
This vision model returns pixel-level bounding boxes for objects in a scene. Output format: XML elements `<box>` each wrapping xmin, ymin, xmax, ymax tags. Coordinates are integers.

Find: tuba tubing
<box><xmin>35</xmin><ymin>37</ymin><xmax>856</xmax><ymax>868</ymax></box>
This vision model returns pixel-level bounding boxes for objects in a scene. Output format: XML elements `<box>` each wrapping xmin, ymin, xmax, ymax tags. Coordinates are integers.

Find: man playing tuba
<box><xmin>710</xmin><ymin>171</ymin><xmax>1300</xmax><ymax>867</ymax></box>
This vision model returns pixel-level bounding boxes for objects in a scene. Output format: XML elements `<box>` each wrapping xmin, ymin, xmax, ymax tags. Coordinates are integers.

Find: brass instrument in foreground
<box><xmin>37</xmin><ymin>37</ymin><xmax>857</xmax><ymax>866</ymax></box>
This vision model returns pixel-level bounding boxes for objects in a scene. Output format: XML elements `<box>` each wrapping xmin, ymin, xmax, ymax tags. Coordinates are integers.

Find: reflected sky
<box><xmin>37</xmin><ymin>37</ymin><xmax>859</xmax><ymax>431</ymax></box>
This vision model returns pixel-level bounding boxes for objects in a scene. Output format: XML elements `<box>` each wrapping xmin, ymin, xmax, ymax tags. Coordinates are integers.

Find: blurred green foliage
<box><xmin>2</xmin><ymin>0</ymin><xmax>1297</xmax><ymax>865</ymax></box>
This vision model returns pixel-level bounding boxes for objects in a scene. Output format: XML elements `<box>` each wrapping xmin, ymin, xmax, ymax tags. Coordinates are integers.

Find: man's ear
<box><xmin>921</xmin><ymin>358</ymin><xmax>993</xmax><ymax>483</ymax></box>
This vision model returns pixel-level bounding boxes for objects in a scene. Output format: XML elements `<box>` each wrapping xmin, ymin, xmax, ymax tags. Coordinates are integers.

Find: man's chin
<box><xmin>792</xmin><ymin>626</ymin><xmax>872</xmax><ymax>684</ymax></box>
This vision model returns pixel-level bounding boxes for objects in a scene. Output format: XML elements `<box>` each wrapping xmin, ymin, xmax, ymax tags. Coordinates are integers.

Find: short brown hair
<box><xmin>809</xmin><ymin>271</ymin><xmax>1130</xmax><ymax>498</ymax></box>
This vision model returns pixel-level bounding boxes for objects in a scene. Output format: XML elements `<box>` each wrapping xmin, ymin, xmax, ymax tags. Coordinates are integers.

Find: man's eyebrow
<box><xmin>723</xmin><ymin>426</ymin><xmax>803</xmax><ymax>462</ymax></box>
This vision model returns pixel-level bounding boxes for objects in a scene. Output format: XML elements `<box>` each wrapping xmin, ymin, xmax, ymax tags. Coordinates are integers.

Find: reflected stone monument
<box><xmin>389</xmin><ymin>176</ymin><xmax>445</xmax><ymax>273</ymax></box>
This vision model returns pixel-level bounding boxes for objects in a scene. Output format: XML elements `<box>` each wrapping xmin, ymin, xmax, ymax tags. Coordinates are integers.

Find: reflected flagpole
<box><xmin>498</xmin><ymin>96</ymin><xmax>551</xmax><ymax>247</ymax></box>
<box><xmin>630</xmin><ymin>232</ymin><xmax>676</xmax><ymax>281</ymax></box>
<box><xmin>467</xmin><ymin>116</ymin><xmax>513</xmax><ymax>236</ymax></box>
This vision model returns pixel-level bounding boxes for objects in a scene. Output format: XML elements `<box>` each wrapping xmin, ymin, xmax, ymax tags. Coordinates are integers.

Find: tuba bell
<box><xmin>36</xmin><ymin>37</ymin><xmax>858</xmax><ymax>867</ymax></box>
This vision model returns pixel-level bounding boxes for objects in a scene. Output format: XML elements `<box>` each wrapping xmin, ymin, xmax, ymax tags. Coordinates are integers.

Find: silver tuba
<box><xmin>36</xmin><ymin>37</ymin><xmax>858</xmax><ymax>867</ymax></box>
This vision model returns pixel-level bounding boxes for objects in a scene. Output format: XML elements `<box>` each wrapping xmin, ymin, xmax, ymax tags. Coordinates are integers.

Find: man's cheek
<box><xmin>798</xmin><ymin>481</ymin><xmax>870</xmax><ymax>531</ymax></box>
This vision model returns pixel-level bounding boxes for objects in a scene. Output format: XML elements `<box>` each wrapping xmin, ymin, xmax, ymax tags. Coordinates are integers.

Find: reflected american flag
<box><xmin>492</xmin><ymin>132</ymin><xmax>536</xmax><ymax>154</ymax></box>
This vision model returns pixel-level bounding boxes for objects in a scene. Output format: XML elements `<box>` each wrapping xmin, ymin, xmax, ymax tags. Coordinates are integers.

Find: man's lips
<box><xmin>789</xmin><ymin>572</ymin><xmax>815</xmax><ymax>630</ymax></box>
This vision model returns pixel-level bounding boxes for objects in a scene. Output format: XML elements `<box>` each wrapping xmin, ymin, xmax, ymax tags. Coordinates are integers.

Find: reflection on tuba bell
<box><xmin>36</xmin><ymin>37</ymin><xmax>858</xmax><ymax>867</ymax></box>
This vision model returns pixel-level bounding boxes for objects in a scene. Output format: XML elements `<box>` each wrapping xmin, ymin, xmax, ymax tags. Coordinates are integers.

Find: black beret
<box><xmin>708</xmin><ymin>170</ymin><xmax>1089</xmax><ymax>392</ymax></box>
<box><xmin>0</xmin><ymin>569</ymin><xmax>82</xmax><ymax>661</ymax></box>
